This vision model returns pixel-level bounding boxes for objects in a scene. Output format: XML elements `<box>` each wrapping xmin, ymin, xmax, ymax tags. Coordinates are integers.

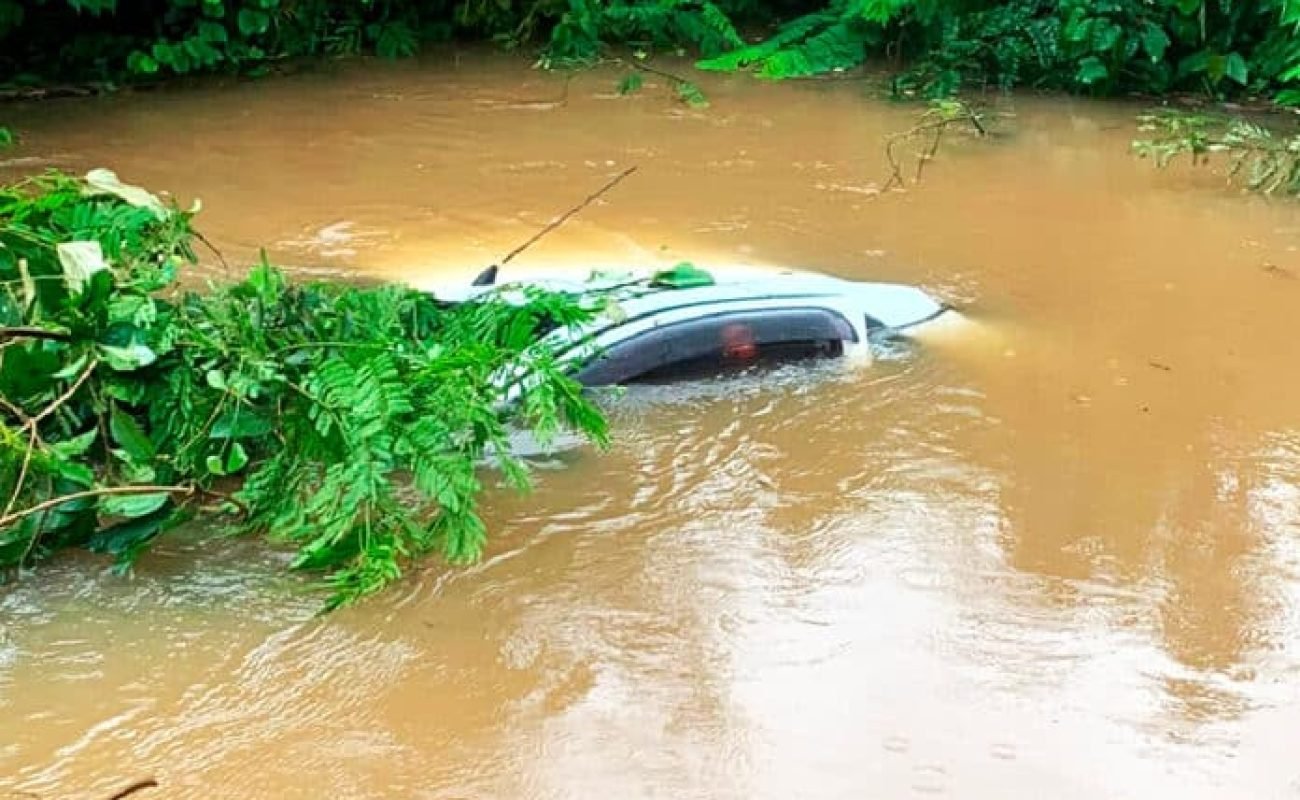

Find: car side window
<box><xmin>575</xmin><ymin>307</ymin><xmax>855</xmax><ymax>386</ymax></box>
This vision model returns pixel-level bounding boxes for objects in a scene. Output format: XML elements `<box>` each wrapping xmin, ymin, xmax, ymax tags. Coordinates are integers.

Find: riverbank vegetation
<box><xmin>0</xmin><ymin>169</ymin><xmax>609</xmax><ymax>609</ymax></box>
<box><xmin>1</xmin><ymin>1</ymin><xmax>1299</xmax><ymax>105</ymax></box>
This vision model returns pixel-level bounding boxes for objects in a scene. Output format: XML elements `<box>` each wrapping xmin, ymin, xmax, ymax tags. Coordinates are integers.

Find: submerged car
<box><xmin>441</xmin><ymin>263</ymin><xmax>954</xmax><ymax>398</ymax></box>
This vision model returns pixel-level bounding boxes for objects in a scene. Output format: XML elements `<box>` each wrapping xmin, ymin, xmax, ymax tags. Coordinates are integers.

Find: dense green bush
<box><xmin>0</xmin><ymin>169</ymin><xmax>609</xmax><ymax>609</ymax></box>
<box><xmin>2</xmin><ymin>0</ymin><xmax>1299</xmax><ymax>103</ymax></box>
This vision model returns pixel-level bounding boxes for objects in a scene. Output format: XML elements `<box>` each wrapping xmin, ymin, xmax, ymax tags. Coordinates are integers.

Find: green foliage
<box><xmin>0</xmin><ymin>0</ymin><xmax>445</xmax><ymax>81</ymax></box>
<box><xmin>881</xmin><ymin>0</ymin><xmax>1300</xmax><ymax>100</ymax></box>
<box><xmin>0</xmin><ymin>169</ymin><xmax>610</xmax><ymax>609</ymax></box>
<box><xmin>0</xmin><ymin>127</ymin><xmax>13</xmax><ymax>149</ymax></box>
<box><xmin>540</xmin><ymin>0</ymin><xmax>748</xmax><ymax>67</ymax></box>
<box><xmin>1133</xmin><ymin>109</ymin><xmax>1300</xmax><ymax>196</ymax></box>
<box><xmin>4</xmin><ymin>0</ymin><xmax>1300</xmax><ymax>106</ymax></box>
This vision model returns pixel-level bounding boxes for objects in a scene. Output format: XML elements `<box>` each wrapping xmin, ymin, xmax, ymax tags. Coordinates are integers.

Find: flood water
<box><xmin>4</xmin><ymin>50</ymin><xmax>1300</xmax><ymax>799</ymax></box>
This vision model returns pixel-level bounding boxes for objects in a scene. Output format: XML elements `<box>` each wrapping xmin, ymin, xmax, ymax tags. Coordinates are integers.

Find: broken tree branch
<box><xmin>0</xmin><ymin>327</ymin><xmax>72</xmax><ymax>343</ymax></box>
<box><xmin>29</xmin><ymin>357</ymin><xmax>98</xmax><ymax>430</ymax></box>
<box><xmin>0</xmin><ymin>485</ymin><xmax>194</xmax><ymax>531</ymax></box>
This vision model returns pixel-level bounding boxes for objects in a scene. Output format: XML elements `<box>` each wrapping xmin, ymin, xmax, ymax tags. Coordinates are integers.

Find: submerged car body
<box><xmin>441</xmin><ymin>265</ymin><xmax>953</xmax><ymax>396</ymax></box>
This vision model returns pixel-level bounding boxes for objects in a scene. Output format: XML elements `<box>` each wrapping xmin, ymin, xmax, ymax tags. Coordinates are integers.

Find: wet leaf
<box><xmin>225</xmin><ymin>442</ymin><xmax>249</xmax><ymax>473</ymax></box>
<box><xmin>110</xmin><ymin>406</ymin><xmax>155</xmax><ymax>462</ymax></box>
<box><xmin>56</xmin><ymin>240</ymin><xmax>108</xmax><ymax>295</ymax></box>
<box><xmin>49</xmin><ymin>430</ymin><xmax>98</xmax><ymax>459</ymax></box>
<box><xmin>87</xmin><ymin>502</ymin><xmax>173</xmax><ymax>555</ymax></box>
<box><xmin>84</xmin><ymin>169</ymin><xmax>169</xmax><ymax>219</ymax></box>
<box><xmin>1075</xmin><ymin>56</ymin><xmax>1108</xmax><ymax>85</ymax></box>
<box><xmin>99</xmin><ymin>342</ymin><xmax>157</xmax><ymax>371</ymax></box>
<box><xmin>1140</xmin><ymin>23</ymin><xmax>1169</xmax><ymax>62</ymax></box>
<box><xmin>1225</xmin><ymin>52</ymin><xmax>1248</xmax><ymax>86</ymax></box>
<box><xmin>237</xmin><ymin>8</ymin><xmax>270</xmax><ymax>35</ymax></box>
<box><xmin>651</xmin><ymin>262</ymin><xmax>715</xmax><ymax>288</ymax></box>
<box><xmin>99</xmin><ymin>491</ymin><xmax>170</xmax><ymax>518</ymax></box>
<box><xmin>52</xmin><ymin>352</ymin><xmax>90</xmax><ymax>380</ymax></box>
<box><xmin>210</xmin><ymin>409</ymin><xmax>272</xmax><ymax>438</ymax></box>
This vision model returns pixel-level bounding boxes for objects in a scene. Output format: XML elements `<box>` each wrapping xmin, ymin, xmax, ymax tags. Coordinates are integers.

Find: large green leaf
<box><xmin>1075</xmin><ymin>56</ymin><xmax>1108</xmax><ymax>85</ymax></box>
<box><xmin>99</xmin><ymin>491</ymin><xmax>170</xmax><ymax>518</ymax></box>
<box><xmin>1139</xmin><ymin>23</ymin><xmax>1169</xmax><ymax>62</ymax></box>
<box><xmin>87</xmin><ymin>502</ymin><xmax>174</xmax><ymax>557</ymax></box>
<box><xmin>210</xmin><ymin>408</ymin><xmax>273</xmax><ymax>438</ymax></box>
<box><xmin>1224</xmin><ymin>52</ymin><xmax>1249</xmax><ymax>85</ymax></box>
<box><xmin>110</xmin><ymin>406</ymin><xmax>156</xmax><ymax>462</ymax></box>
<box><xmin>49</xmin><ymin>429</ymin><xmax>98</xmax><ymax>459</ymax></box>
<box><xmin>237</xmin><ymin>8</ymin><xmax>270</xmax><ymax>36</ymax></box>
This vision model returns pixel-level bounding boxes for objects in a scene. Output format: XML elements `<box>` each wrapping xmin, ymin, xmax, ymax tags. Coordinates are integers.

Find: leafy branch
<box><xmin>1133</xmin><ymin>110</ymin><xmax>1300</xmax><ymax>197</ymax></box>
<box><xmin>0</xmin><ymin>485</ymin><xmax>195</xmax><ymax>531</ymax></box>
<box><xmin>0</xmin><ymin>169</ymin><xmax>611</xmax><ymax>610</ymax></box>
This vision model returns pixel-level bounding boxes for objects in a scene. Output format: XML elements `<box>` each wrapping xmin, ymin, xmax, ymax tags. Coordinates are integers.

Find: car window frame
<box><xmin>573</xmin><ymin>305</ymin><xmax>860</xmax><ymax>386</ymax></box>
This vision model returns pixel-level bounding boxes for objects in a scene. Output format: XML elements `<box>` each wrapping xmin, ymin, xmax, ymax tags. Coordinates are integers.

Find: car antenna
<box><xmin>471</xmin><ymin>165</ymin><xmax>639</xmax><ymax>286</ymax></box>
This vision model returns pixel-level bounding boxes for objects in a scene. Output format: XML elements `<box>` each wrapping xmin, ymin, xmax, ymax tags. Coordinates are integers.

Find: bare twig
<box><xmin>29</xmin><ymin>357</ymin><xmax>97</xmax><ymax>429</ymax></box>
<box><xmin>104</xmin><ymin>778</ymin><xmax>159</xmax><ymax>800</ymax></box>
<box><xmin>914</xmin><ymin>125</ymin><xmax>946</xmax><ymax>185</ymax></box>
<box><xmin>0</xmin><ymin>484</ymin><xmax>194</xmax><ymax>530</ymax></box>
<box><xmin>0</xmin><ymin>326</ymin><xmax>72</xmax><ymax>343</ymax></box>
<box><xmin>3</xmin><ymin>426</ymin><xmax>37</xmax><ymax>520</ymax></box>
<box><xmin>3</xmin><ymin>359</ymin><xmax>97</xmax><ymax>522</ymax></box>
<box><xmin>194</xmin><ymin>230</ymin><xmax>231</xmax><ymax>275</ymax></box>
<box><xmin>0</xmin><ymin>395</ymin><xmax>30</xmax><ymax>425</ymax></box>
<box><xmin>882</xmin><ymin>136</ymin><xmax>907</xmax><ymax>193</ymax></box>
<box><xmin>628</xmin><ymin>60</ymin><xmax>691</xmax><ymax>86</ymax></box>
<box><xmin>495</xmin><ymin>165</ymin><xmax>638</xmax><ymax>268</ymax></box>
<box><xmin>881</xmin><ymin>103</ymin><xmax>987</xmax><ymax>193</ymax></box>
<box><xmin>197</xmin><ymin>485</ymin><xmax>249</xmax><ymax>517</ymax></box>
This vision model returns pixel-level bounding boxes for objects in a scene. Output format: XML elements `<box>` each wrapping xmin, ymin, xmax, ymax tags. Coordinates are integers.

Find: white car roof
<box><xmin>439</xmin><ymin>266</ymin><xmax>946</xmax><ymax>331</ymax></box>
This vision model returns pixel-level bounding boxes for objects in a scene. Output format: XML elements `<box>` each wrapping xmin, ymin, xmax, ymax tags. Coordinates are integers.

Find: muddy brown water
<box><xmin>4</xmin><ymin>50</ymin><xmax>1300</xmax><ymax>799</ymax></box>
